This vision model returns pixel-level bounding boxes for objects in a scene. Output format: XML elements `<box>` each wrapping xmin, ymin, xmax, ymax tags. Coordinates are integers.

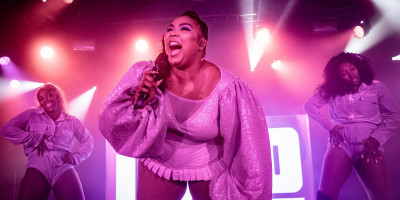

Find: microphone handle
<box><xmin>133</xmin><ymin>67</ymin><xmax>158</xmax><ymax>110</ymax></box>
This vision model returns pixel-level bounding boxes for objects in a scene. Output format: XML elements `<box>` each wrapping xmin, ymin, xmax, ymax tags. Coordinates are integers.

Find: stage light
<box><xmin>5</xmin><ymin>80</ymin><xmax>42</xmax><ymax>91</ymax></box>
<box><xmin>0</xmin><ymin>56</ymin><xmax>11</xmax><ymax>65</ymax></box>
<box><xmin>255</xmin><ymin>28</ymin><xmax>271</xmax><ymax>43</ymax></box>
<box><xmin>392</xmin><ymin>54</ymin><xmax>400</xmax><ymax>61</ymax></box>
<box><xmin>345</xmin><ymin>19</ymin><xmax>390</xmax><ymax>53</ymax></box>
<box><xmin>271</xmin><ymin>60</ymin><xmax>282</xmax><ymax>70</ymax></box>
<box><xmin>40</xmin><ymin>46</ymin><xmax>54</xmax><ymax>59</ymax></box>
<box><xmin>64</xmin><ymin>0</ymin><xmax>73</xmax><ymax>4</ymax></box>
<box><xmin>248</xmin><ymin>41</ymin><xmax>266</xmax><ymax>72</ymax></box>
<box><xmin>135</xmin><ymin>39</ymin><xmax>148</xmax><ymax>53</ymax></box>
<box><xmin>353</xmin><ymin>20</ymin><xmax>370</xmax><ymax>39</ymax></box>
<box><xmin>18</xmin><ymin>81</ymin><xmax>44</xmax><ymax>93</ymax></box>
<box><xmin>244</xmin><ymin>20</ymin><xmax>273</xmax><ymax>71</ymax></box>
<box><xmin>353</xmin><ymin>26</ymin><xmax>365</xmax><ymax>38</ymax></box>
<box><xmin>69</xmin><ymin>86</ymin><xmax>97</xmax><ymax>121</ymax></box>
<box><xmin>372</xmin><ymin>0</ymin><xmax>400</xmax><ymax>32</ymax></box>
<box><xmin>248</xmin><ymin>26</ymin><xmax>271</xmax><ymax>71</ymax></box>
<box><xmin>0</xmin><ymin>80</ymin><xmax>44</xmax><ymax>102</ymax></box>
<box><xmin>0</xmin><ymin>58</ymin><xmax>25</xmax><ymax>80</ymax></box>
<box><xmin>9</xmin><ymin>80</ymin><xmax>21</xmax><ymax>88</ymax></box>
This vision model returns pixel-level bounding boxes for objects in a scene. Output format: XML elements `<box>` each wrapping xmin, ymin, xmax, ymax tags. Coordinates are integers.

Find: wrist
<box><xmin>369</xmin><ymin>137</ymin><xmax>380</xmax><ymax>146</ymax></box>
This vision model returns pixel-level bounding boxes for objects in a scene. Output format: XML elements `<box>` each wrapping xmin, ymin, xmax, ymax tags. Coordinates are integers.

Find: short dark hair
<box><xmin>317</xmin><ymin>52</ymin><xmax>375</xmax><ymax>100</ymax></box>
<box><xmin>180</xmin><ymin>11</ymin><xmax>208</xmax><ymax>41</ymax></box>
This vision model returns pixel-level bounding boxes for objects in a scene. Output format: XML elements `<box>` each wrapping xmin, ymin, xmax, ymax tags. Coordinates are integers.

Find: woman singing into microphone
<box><xmin>99</xmin><ymin>11</ymin><xmax>272</xmax><ymax>200</ymax></box>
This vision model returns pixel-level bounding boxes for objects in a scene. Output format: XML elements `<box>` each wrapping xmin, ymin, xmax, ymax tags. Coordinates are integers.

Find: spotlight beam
<box><xmin>239</xmin><ymin>0</ymin><xmax>263</xmax><ymax>71</ymax></box>
<box><xmin>348</xmin><ymin>0</ymin><xmax>400</xmax><ymax>53</ymax></box>
<box><xmin>373</xmin><ymin>0</ymin><xmax>400</xmax><ymax>31</ymax></box>
<box><xmin>345</xmin><ymin>18</ymin><xmax>392</xmax><ymax>53</ymax></box>
<box><xmin>69</xmin><ymin>86</ymin><xmax>97</xmax><ymax>121</ymax></box>
<box><xmin>0</xmin><ymin>80</ymin><xmax>44</xmax><ymax>102</ymax></box>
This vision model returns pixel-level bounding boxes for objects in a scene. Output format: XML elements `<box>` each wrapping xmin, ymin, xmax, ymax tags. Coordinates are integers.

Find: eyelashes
<box><xmin>166</xmin><ymin>25</ymin><xmax>193</xmax><ymax>32</ymax></box>
<box><xmin>180</xmin><ymin>26</ymin><xmax>192</xmax><ymax>31</ymax></box>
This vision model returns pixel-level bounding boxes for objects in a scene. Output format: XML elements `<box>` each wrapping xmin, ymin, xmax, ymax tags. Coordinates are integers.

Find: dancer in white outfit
<box><xmin>304</xmin><ymin>52</ymin><xmax>400</xmax><ymax>200</ymax></box>
<box><xmin>1</xmin><ymin>83</ymin><xmax>94</xmax><ymax>200</ymax></box>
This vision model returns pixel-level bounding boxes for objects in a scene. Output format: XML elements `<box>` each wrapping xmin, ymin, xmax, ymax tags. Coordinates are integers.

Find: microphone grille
<box><xmin>155</xmin><ymin>53</ymin><xmax>168</xmax><ymax>67</ymax></box>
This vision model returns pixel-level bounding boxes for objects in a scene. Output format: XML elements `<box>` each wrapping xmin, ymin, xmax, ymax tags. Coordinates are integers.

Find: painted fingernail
<box><xmin>366</xmin><ymin>158</ymin><xmax>370</xmax><ymax>163</ymax></box>
<box><xmin>361</xmin><ymin>154</ymin><xmax>364</xmax><ymax>158</ymax></box>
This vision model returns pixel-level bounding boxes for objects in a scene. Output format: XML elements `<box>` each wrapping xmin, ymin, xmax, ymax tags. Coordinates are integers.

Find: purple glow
<box><xmin>0</xmin><ymin>56</ymin><xmax>11</xmax><ymax>65</ymax></box>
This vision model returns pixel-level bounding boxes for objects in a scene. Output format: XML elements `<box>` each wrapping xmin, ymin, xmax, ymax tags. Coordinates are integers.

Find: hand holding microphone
<box><xmin>133</xmin><ymin>53</ymin><xmax>168</xmax><ymax>109</ymax></box>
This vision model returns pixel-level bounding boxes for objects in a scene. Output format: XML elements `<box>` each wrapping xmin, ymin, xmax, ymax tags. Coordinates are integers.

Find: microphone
<box><xmin>134</xmin><ymin>53</ymin><xmax>168</xmax><ymax>109</ymax></box>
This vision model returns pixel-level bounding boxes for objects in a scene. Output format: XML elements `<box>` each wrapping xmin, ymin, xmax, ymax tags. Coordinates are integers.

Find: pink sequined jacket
<box><xmin>99</xmin><ymin>61</ymin><xmax>272</xmax><ymax>199</ymax></box>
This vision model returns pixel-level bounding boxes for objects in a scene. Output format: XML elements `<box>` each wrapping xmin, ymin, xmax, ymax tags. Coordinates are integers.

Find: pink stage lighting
<box><xmin>40</xmin><ymin>46</ymin><xmax>54</xmax><ymax>59</ymax></box>
<box><xmin>1</xmin><ymin>80</ymin><xmax>44</xmax><ymax>102</ymax></box>
<box><xmin>255</xmin><ymin>28</ymin><xmax>271</xmax><ymax>43</ymax></box>
<box><xmin>353</xmin><ymin>20</ymin><xmax>370</xmax><ymax>39</ymax></box>
<box><xmin>0</xmin><ymin>56</ymin><xmax>11</xmax><ymax>65</ymax></box>
<box><xmin>353</xmin><ymin>26</ymin><xmax>365</xmax><ymax>39</ymax></box>
<box><xmin>135</xmin><ymin>39</ymin><xmax>149</xmax><ymax>53</ymax></box>
<box><xmin>271</xmin><ymin>60</ymin><xmax>282</xmax><ymax>70</ymax></box>
<box><xmin>69</xmin><ymin>86</ymin><xmax>97</xmax><ymax>121</ymax></box>
<box><xmin>9</xmin><ymin>80</ymin><xmax>21</xmax><ymax>88</ymax></box>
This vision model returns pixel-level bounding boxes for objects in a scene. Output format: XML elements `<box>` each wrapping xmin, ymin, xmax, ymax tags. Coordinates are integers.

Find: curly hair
<box><xmin>36</xmin><ymin>83</ymin><xmax>69</xmax><ymax>113</ymax></box>
<box><xmin>317</xmin><ymin>52</ymin><xmax>375</xmax><ymax>100</ymax></box>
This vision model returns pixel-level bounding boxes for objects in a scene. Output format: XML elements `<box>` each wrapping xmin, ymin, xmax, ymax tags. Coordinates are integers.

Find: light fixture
<box><xmin>0</xmin><ymin>56</ymin><xmax>11</xmax><ymax>65</ymax></box>
<box><xmin>353</xmin><ymin>20</ymin><xmax>370</xmax><ymax>39</ymax></box>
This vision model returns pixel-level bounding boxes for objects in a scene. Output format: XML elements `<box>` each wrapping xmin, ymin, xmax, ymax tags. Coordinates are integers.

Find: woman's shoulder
<box><xmin>215</xmin><ymin>65</ymin><xmax>240</xmax><ymax>87</ymax></box>
<box><xmin>368</xmin><ymin>80</ymin><xmax>393</xmax><ymax>95</ymax></box>
<box><xmin>212</xmin><ymin>65</ymin><xmax>252</xmax><ymax>97</ymax></box>
<box><xmin>367</xmin><ymin>80</ymin><xmax>386</xmax><ymax>89</ymax></box>
<box><xmin>28</xmin><ymin>107</ymin><xmax>43</xmax><ymax>114</ymax></box>
<box><xmin>371</xmin><ymin>80</ymin><xmax>382</xmax><ymax>84</ymax></box>
<box><xmin>14</xmin><ymin>107</ymin><xmax>45</xmax><ymax>120</ymax></box>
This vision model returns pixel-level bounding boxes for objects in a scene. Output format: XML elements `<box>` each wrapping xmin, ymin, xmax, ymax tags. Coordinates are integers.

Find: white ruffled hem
<box><xmin>140</xmin><ymin>158</ymin><xmax>226</xmax><ymax>181</ymax></box>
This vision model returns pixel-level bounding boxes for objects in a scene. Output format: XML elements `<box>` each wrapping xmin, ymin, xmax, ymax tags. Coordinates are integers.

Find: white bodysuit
<box><xmin>0</xmin><ymin>107</ymin><xmax>94</xmax><ymax>186</ymax></box>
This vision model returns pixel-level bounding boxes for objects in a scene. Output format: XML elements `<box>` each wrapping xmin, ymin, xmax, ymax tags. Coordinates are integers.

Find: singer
<box><xmin>99</xmin><ymin>11</ymin><xmax>272</xmax><ymax>200</ymax></box>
